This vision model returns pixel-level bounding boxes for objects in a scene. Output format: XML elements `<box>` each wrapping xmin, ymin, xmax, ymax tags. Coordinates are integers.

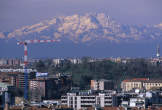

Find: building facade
<box><xmin>91</xmin><ymin>79</ymin><xmax>114</xmax><ymax>91</ymax></box>
<box><xmin>121</xmin><ymin>78</ymin><xmax>162</xmax><ymax>91</ymax></box>
<box><xmin>29</xmin><ymin>77</ymin><xmax>58</xmax><ymax>101</ymax></box>
<box><xmin>61</xmin><ymin>91</ymin><xmax>118</xmax><ymax>110</ymax></box>
<box><xmin>0</xmin><ymin>69</ymin><xmax>36</xmax><ymax>89</ymax></box>
<box><xmin>0</xmin><ymin>82</ymin><xmax>15</xmax><ymax>109</ymax></box>
<box><xmin>16</xmin><ymin>72</ymin><xmax>36</xmax><ymax>89</ymax></box>
<box><xmin>29</xmin><ymin>78</ymin><xmax>46</xmax><ymax>101</ymax></box>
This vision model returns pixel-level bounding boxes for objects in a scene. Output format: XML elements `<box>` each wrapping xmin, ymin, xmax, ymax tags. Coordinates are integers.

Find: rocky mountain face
<box><xmin>1</xmin><ymin>13</ymin><xmax>162</xmax><ymax>44</ymax></box>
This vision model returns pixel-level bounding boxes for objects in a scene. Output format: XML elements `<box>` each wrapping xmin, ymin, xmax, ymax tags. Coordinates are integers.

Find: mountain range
<box><xmin>0</xmin><ymin>13</ymin><xmax>162</xmax><ymax>57</ymax></box>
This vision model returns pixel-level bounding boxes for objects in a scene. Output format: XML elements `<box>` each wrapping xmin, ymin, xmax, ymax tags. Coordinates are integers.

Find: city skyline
<box><xmin>1</xmin><ymin>1</ymin><xmax>162</xmax><ymax>109</ymax></box>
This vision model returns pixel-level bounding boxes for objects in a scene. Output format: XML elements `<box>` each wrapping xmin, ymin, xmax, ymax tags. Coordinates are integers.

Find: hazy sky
<box><xmin>0</xmin><ymin>0</ymin><xmax>162</xmax><ymax>31</ymax></box>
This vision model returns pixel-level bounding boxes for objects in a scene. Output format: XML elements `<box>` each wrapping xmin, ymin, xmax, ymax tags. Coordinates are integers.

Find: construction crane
<box><xmin>17</xmin><ymin>39</ymin><xmax>60</xmax><ymax>100</ymax></box>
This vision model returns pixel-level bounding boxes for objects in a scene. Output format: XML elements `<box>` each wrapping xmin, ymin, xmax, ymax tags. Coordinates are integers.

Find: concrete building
<box><xmin>120</xmin><ymin>89</ymin><xmax>162</xmax><ymax>109</ymax></box>
<box><xmin>143</xmin><ymin>80</ymin><xmax>162</xmax><ymax>90</ymax></box>
<box><xmin>0</xmin><ymin>69</ymin><xmax>36</xmax><ymax>89</ymax></box>
<box><xmin>53</xmin><ymin>59</ymin><xmax>62</xmax><ymax>66</ymax></box>
<box><xmin>0</xmin><ymin>59</ymin><xmax>7</xmax><ymax>66</ymax></box>
<box><xmin>61</xmin><ymin>91</ymin><xmax>118</xmax><ymax>110</ymax></box>
<box><xmin>91</xmin><ymin>79</ymin><xmax>114</xmax><ymax>91</ymax></box>
<box><xmin>0</xmin><ymin>82</ymin><xmax>14</xmax><ymax>93</ymax></box>
<box><xmin>129</xmin><ymin>97</ymin><xmax>146</xmax><ymax>108</ymax></box>
<box><xmin>0</xmin><ymin>75</ymin><xmax>14</xmax><ymax>85</ymax></box>
<box><xmin>68</xmin><ymin>58</ymin><xmax>82</xmax><ymax>64</ymax></box>
<box><xmin>14</xmin><ymin>72</ymin><xmax>36</xmax><ymax>89</ymax></box>
<box><xmin>29</xmin><ymin>77</ymin><xmax>58</xmax><ymax>101</ymax></box>
<box><xmin>0</xmin><ymin>69</ymin><xmax>37</xmax><ymax>73</ymax></box>
<box><xmin>121</xmin><ymin>78</ymin><xmax>162</xmax><ymax>91</ymax></box>
<box><xmin>29</xmin><ymin>78</ymin><xmax>46</xmax><ymax>101</ymax></box>
<box><xmin>0</xmin><ymin>59</ymin><xmax>22</xmax><ymax>66</ymax></box>
<box><xmin>0</xmin><ymin>83</ymin><xmax>15</xmax><ymax>109</ymax></box>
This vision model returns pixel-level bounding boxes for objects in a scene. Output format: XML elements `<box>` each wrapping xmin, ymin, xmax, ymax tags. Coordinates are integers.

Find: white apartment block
<box><xmin>61</xmin><ymin>91</ymin><xmax>117</xmax><ymax>110</ymax></box>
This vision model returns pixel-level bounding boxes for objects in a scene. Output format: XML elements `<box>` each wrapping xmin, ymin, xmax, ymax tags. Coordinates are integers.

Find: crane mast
<box><xmin>17</xmin><ymin>39</ymin><xmax>60</xmax><ymax>100</ymax></box>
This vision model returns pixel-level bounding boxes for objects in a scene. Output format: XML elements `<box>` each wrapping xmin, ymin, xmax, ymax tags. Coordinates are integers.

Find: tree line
<box><xmin>31</xmin><ymin>57</ymin><xmax>162</xmax><ymax>89</ymax></box>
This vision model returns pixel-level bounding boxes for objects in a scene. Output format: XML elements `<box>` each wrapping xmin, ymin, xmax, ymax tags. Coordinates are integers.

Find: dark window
<box><xmin>81</xmin><ymin>105</ymin><xmax>92</xmax><ymax>107</ymax></box>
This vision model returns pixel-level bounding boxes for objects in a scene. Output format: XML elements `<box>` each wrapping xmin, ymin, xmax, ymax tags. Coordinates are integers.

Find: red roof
<box><xmin>123</xmin><ymin>78</ymin><xmax>149</xmax><ymax>82</ymax></box>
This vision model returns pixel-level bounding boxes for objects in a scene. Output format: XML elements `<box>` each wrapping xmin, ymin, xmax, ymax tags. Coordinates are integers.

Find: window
<box><xmin>105</xmin><ymin>97</ymin><xmax>111</xmax><ymax>99</ymax></box>
<box><xmin>62</xmin><ymin>101</ymin><xmax>67</xmax><ymax>103</ymax></box>
<box><xmin>105</xmin><ymin>101</ymin><xmax>112</xmax><ymax>103</ymax></box>
<box><xmin>62</xmin><ymin>96</ymin><xmax>67</xmax><ymax>99</ymax></box>
<box><xmin>81</xmin><ymin>101</ymin><xmax>95</xmax><ymax>103</ymax></box>
<box><xmin>70</xmin><ymin>105</ymin><xmax>73</xmax><ymax>108</ymax></box>
<box><xmin>81</xmin><ymin>105</ymin><xmax>92</xmax><ymax>107</ymax></box>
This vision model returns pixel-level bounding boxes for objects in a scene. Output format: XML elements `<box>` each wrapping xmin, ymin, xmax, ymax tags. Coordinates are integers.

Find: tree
<box><xmin>35</xmin><ymin>60</ymin><xmax>46</xmax><ymax>72</ymax></box>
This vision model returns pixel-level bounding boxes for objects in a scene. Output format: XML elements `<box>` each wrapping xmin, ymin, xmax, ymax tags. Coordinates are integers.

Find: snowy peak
<box><xmin>1</xmin><ymin>13</ymin><xmax>162</xmax><ymax>44</ymax></box>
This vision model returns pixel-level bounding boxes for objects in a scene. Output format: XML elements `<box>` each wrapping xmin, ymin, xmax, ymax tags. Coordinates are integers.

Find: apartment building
<box><xmin>0</xmin><ymin>69</ymin><xmax>36</xmax><ymax>89</ymax></box>
<box><xmin>29</xmin><ymin>78</ymin><xmax>46</xmax><ymax>102</ymax></box>
<box><xmin>0</xmin><ymin>59</ymin><xmax>22</xmax><ymax>66</ymax></box>
<box><xmin>29</xmin><ymin>77</ymin><xmax>58</xmax><ymax>101</ymax></box>
<box><xmin>61</xmin><ymin>91</ymin><xmax>118</xmax><ymax>110</ymax></box>
<box><xmin>143</xmin><ymin>80</ymin><xmax>162</xmax><ymax>90</ymax></box>
<box><xmin>0</xmin><ymin>83</ymin><xmax>15</xmax><ymax>109</ymax></box>
<box><xmin>16</xmin><ymin>72</ymin><xmax>36</xmax><ymax>89</ymax></box>
<box><xmin>121</xmin><ymin>78</ymin><xmax>162</xmax><ymax>91</ymax></box>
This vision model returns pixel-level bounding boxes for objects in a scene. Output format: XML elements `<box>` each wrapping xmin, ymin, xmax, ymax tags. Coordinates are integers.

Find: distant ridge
<box><xmin>0</xmin><ymin>13</ymin><xmax>162</xmax><ymax>57</ymax></box>
<box><xmin>0</xmin><ymin>13</ymin><xmax>162</xmax><ymax>44</ymax></box>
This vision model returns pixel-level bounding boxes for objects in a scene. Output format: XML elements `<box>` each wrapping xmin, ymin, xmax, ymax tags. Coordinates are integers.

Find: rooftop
<box><xmin>0</xmin><ymin>69</ymin><xmax>37</xmax><ymax>73</ymax></box>
<box><xmin>123</xmin><ymin>78</ymin><xmax>162</xmax><ymax>83</ymax></box>
<box><xmin>123</xmin><ymin>78</ymin><xmax>149</xmax><ymax>82</ymax></box>
<box><xmin>0</xmin><ymin>82</ymin><xmax>12</xmax><ymax>87</ymax></box>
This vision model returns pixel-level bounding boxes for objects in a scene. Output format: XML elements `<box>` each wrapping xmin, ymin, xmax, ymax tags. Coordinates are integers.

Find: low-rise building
<box><xmin>0</xmin><ymin>69</ymin><xmax>36</xmax><ymax>89</ymax></box>
<box><xmin>61</xmin><ymin>90</ymin><xmax>118</xmax><ymax>110</ymax></box>
<box><xmin>129</xmin><ymin>97</ymin><xmax>146</xmax><ymax>108</ymax></box>
<box><xmin>121</xmin><ymin>78</ymin><xmax>162</xmax><ymax>91</ymax></box>
<box><xmin>143</xmin><ymin>79</ymin><xmax>162</xmax><ymax>90</ymax></box>
<box><xmin>0</xmin><ymin>83</ymin><xmax>15</xmax><ymax>109</ymax></box>
<box><xmin>91</xmin><ymin>79</ymin><xmax>114</xmax><ymax>91</ymax></box>
<box><xmin>120</xmin><ymin>90</ymin><xmax>162</xmax><ymax>109</ymax></box>
<box><xmin>0</xmin><ymin>82</ymin><xmax>14</xmax><ymax>93</ymax></box>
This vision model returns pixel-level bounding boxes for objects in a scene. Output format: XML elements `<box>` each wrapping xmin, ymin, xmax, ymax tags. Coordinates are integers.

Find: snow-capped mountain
<box><xmin>1</xmin><ymin>13</ymin><xmax>162</xmax><ymax>43</ymax></box>
<box><xmin>1</xmin><ymin>13</ymin><xmax>162</xmax><ymax>57</ymax></box>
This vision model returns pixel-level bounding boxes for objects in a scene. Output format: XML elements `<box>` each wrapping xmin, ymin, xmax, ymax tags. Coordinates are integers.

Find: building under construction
<box><xmin>0</xmin><ymin>69</ymin><xmax>36</xmax><ymax>89</ymax></box>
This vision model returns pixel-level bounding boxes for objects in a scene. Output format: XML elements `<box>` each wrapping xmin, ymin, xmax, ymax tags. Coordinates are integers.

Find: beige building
<box><xmin>91</xmin><ymin>79</ymin><xmax>114</xmax><ymax>90</ymax></box>
<box><xmin>121</xmin><ymin>78</ymin><xmax>162</xmax><ymax>91</ymax></box>
<box><xmin>143</xmin><ymin>80</ymin><xmax>162</xmax><ymax>90</ymax></box>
